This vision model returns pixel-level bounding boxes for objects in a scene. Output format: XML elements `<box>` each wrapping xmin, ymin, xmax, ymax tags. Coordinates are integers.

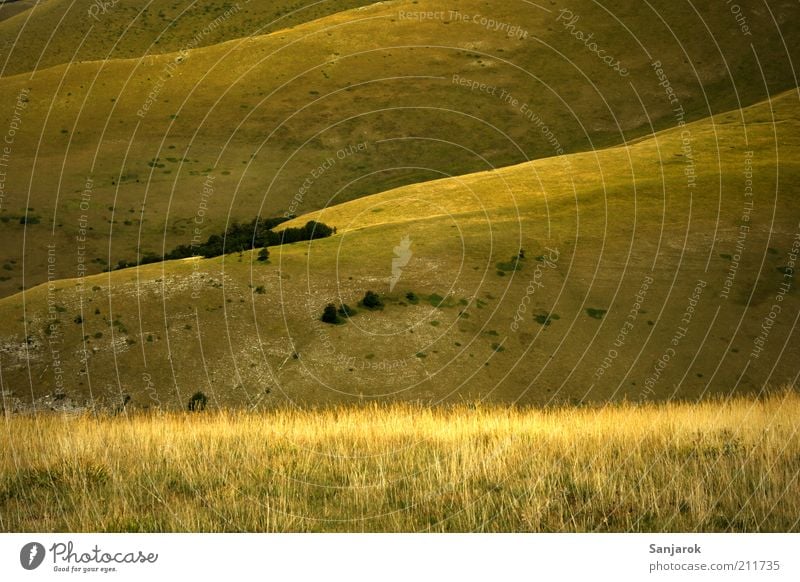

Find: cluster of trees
<box><xmin>321</xmin><ymin>291</ymin><xmax>384</xmax><ymax>324</ymax></box>
<box><xmin>112</xmin><ymin>218</ymin><xmax>335</xmax><ymax>270</ymax></box>
<box><xmin>167</xmin><ymin>218</ymin><xmax>334</xmax><ymax>260</ymax></box>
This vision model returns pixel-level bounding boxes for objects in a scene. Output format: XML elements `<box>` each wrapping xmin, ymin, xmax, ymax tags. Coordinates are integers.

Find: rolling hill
<box><xmin>0</xmin><ymin>0</ymin><xmax>799</xmax><ymax>298</ymax></box>
<box><xmin>0</xmin><ymin>0</ymin><xmax>380</xmax><ymax>76</ymax></box>
<box><xmin>1</xmin><ymin>88</ymin><xmax>798</xmax><ymax>411</ymax></box>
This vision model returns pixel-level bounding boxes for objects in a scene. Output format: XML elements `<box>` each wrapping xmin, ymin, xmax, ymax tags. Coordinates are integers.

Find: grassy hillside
<box><xmin>1</xmin><ymin>89</ymin><xmax>798</xmax><ymax>409</ymax></box>
<box><xmin>0</xmin><ymin>0</ymin><xmax>379</xmax><ymax>76</ymax></box>
<box><xmin>2</xmin><ymin>391</ymin><xmax>798</xmax><ymax>531</ymax></box>
<box><xmin>0</xmin><ymin>0</ymin><xmax>798</xmax><ymax>297</ymax></box>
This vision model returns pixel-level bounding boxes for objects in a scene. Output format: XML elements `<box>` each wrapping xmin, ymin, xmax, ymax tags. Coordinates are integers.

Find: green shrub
<box><xmin>534</xmin><ymin>312</ymin><xmax>560</xmax><ymax>326</ymax></box>
<box><xmin>427</xmin><ymin>293</ymin><xmax>445</xmax><ymax>307</ymax></box>
<box><xmin>321</xmin><ymin>303</ymin><xmax>341</xmax><ymax>324</ymax></box>
<box><xmin>586</xmin><ymin>308</ymin><xmax>607</xmax><ymax>320</ymax></box>
<box><xmin>361</xmin><ymin>290</ymin><xmax>383</xmax><ymax>310</ymax></box>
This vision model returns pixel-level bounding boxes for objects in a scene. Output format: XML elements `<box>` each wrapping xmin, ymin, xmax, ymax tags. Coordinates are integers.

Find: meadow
<box><xmin>2</xmin><ymin>89</ymin><xmax>797</xmax><ymax>410</ymax></box>
<box><xmin>2</xmin><ymin>389</ymin><xmax>798</xmax><ymax>532</ymax></box>
<box><xmin>1</xmin><ymin>0</ymin><xmax>798</xmax><ymax>298</ymax></box>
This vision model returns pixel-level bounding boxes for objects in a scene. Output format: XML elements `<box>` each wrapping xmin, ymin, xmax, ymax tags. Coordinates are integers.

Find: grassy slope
<box><xmin>1</xmin><ymin>89</ymin><xmax>798</xmax><ymax>409</ymax></box>
<box><xmin>0</xmin><ymin>0</ymin><xmax>798</xmax><ymax>297</ymax></box>
<box><xmin>2</xmin><ymin>391</ymin><xmax>798</xmax><ymax>532</ymax></box>
<box><xmin>0</xmin><ymin>0</ymin><xmax>379</xmax><ymax>76</ymax></box>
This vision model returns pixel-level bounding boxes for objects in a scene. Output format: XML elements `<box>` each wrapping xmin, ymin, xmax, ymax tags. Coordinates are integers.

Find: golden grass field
<box><xmin>2</xmin><ymin>389</ymin><xmax>798</xmax><ymax>532</ymax></box>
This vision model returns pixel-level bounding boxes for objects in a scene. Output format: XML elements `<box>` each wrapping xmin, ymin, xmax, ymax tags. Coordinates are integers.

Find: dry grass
<box><xmin>2</xmin><ymin>389</ymin><xmax>799</xmax><ymax>532</ymax></box>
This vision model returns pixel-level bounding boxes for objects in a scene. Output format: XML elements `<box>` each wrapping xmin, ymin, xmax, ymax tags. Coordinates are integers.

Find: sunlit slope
<box><xmin>0</xmin><ymin>0</ymin><xmax>798</xmax><ymax>298</ymax></box>
<box><xmin>0</xmin><ymin>0</ymin><xmax>379</xmax><ymax>76</ymax></box>
<box><xmin>1</xmin><ymin>89</ymin><xmax>798</xmax><ymax>410</ymax></box>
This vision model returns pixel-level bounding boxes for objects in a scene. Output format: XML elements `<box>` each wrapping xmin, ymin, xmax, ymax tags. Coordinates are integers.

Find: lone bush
<box><xmin>361</xmin><ymin>290</ymin><xmax>383</xmax><ymax>310</ymax></box>
<box><xmin>187</xmin><ymin>391</ymin><xmax>208</xmax><ymax>412</ymax></box>
<box><xmin>257</xmin><ymin>247</ymin><xmax>269</xmax><ymax>262</ymax></box>
<box><xmin>586</xmin><ymin>308</ymin><xmax>607</xmax><ymax>320</ymax></box>
<box><xmin>321</xmin><ymin>303</ymin><xmax>341</xmax><ymax>324</ymax></box>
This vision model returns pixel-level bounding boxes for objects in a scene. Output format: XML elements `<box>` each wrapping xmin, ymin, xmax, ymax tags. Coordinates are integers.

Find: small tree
<box><xmin>257</xmin><ymin>247</ymin><xmax>270</xmax><ymax>262</ymax></box>
<box><xmin>321</xmin><ymin>303</ymin><xmax>341</xmax><ymax>324</ymax></box>
<box><xmin>187</xmin><ymin>391</ymin><xmax>208</xmax><ymax>412</ymax></box>
<box><xmin>361</xmin><ymin>290</ymin><xmax>383</xmax><ymax>310</ymax></box>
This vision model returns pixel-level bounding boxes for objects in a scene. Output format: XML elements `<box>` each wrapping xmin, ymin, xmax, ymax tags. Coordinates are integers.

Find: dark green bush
<box><xmin>187</xmin><ymin>392</ymin><xmax>208</xmax><ymax>412</ymax></box>
<box><xmin>321</xmin><ymin>303</ymin><xmax>341</xmax><ymax>324</ymax></box>
<box><xmin>586</xmin><ymin>308</ymin><xmax>607</xmax><ymax>320</ymax></box>
<box><xmin>361</xmin><ymin>290</ymin><xmax>383</xmax><ymax>310</ymax></box>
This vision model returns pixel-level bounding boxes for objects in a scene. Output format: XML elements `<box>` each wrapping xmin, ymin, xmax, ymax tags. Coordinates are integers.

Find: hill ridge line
<box><xmin>0</xmin><ymin>0</ymin><xmax>394</xmax><ymax>81</ymax></box>
<box><xmin>282</xmin><ymin>86</ymin><xmax>800</xmax><ymax>230</ymax></box>
<box><xmin>5</xmin><ymin>87</ymin><xmax>796</xmax><ymax>304</ymax></box>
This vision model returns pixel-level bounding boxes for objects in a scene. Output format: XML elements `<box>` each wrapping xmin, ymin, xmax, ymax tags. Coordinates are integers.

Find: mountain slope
<box><xmin>0</xmin><ymin>0</ymin><xmax>798</xmax><ymax>298</ymax></box>
<box><xmin>1</xmin><ymin>89</ymin><xmax>798</xmax><ymax>410</ymax></box>
<box><xmin>0</xmin><ymin>0</ymin><xmax>379</xmax><ymax>76</ymax></box>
